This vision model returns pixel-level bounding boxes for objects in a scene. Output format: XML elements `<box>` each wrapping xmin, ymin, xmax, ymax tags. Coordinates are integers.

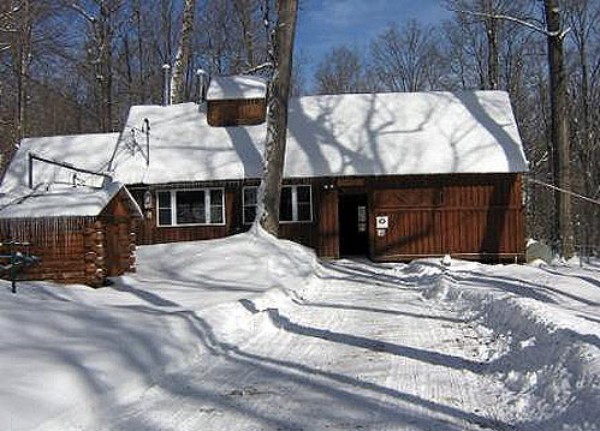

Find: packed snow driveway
<box><xmin>1</xmin><ymin>231</ymin><xmax>598</xmax><ymax>430</ymax></box>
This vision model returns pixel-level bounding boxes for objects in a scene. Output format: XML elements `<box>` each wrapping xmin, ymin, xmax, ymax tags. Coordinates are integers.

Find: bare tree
<box><xmin>171</xmin><ymin>0</ymin><xmax>195</xmax><ymax>103</ymax></box>
<box><xmin>68</xmin><ymin>0</ymin><xmax>124</xmax><ymax>132</ymax></box>
<box><xmin>258</xmin><ymin>0</ymin><xmax>299</xmax><ymax>235</ymax></box>
<box><xmin>545</xmin><ymin>0</ymin><xmax>574</xmax><ymax>258</ymax></box>
<box><xmin>314</xmin><ymin>45</ymin><xmax>367</xmax><ymax>94</ymax></box>
<box><xmin>371</xmin><ymin>20</ymin><xmax>440</xmax><ymax>92</ymax></box>
<box><xmin>446</xmin><ymin>0</ymin><xmax>575</xmax><ymax>257</ymax></box>
<box><xmin>8</xmin><ymin>0</ymin><xmax>31</xmax><ymax>142</ymax></box>
<box><xmin>566</xmin><ymin>0</ymin><xmax>600</xmax><ymax>250</ymax></box>
<box><xmin>290</xmin><ymin>48</ymin><xmax>308</xmax><ymax>97</ymax></box>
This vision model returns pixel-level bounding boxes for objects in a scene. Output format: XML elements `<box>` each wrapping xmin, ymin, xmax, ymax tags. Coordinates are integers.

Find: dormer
<box><xmin>206</xmin><ymin>75</ymin><xmax>267</xmax><ymax>127</ymax></box>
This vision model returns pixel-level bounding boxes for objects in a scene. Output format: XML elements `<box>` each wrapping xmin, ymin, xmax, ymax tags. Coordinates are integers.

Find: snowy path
<box><xmin>1</xmin><ymin>232</ymin><xmax>598</xmax><ymax>430</ymax></box>
<box><xmin>70</xmin><ymin>261</ymin><xmax>512</xmax><ymax>430</ymax></box>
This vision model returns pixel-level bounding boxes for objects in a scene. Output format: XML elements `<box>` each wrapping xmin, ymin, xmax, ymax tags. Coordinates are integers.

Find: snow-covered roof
<box><xmin>0</xmin><ymin>133</ymin><xmax>120</xmax><ymax>192</ymax></box>
<box><xmin>286</xmin><ymin>91</ymin><xmax>528</xmax><ymax>176</ymax></box>
<box><xmin>0</xmin><ymin>182</ymin><xmax>142</xmax><ymax>219</ymax></box>
<box><xmin>206</xmin><ymin>75</ymin><xmax>268</xmax><ymax>101</ymax></box>
<box><xmin>0</xmin><ymin>91</ymin><xmax>528</xmax><ymax>191</ymax></box>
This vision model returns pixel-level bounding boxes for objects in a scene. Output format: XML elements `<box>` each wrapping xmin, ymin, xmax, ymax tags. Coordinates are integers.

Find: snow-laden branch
<box><xmin>242</xmin><ymin>62</ymin><xmax>273</xmax><ymax>75</ymax></box>
<box><xmin>449</xmin><ymin>8</ymin><xmax>571</xmax><ymax>39</ymax></box>
<box><xmin>68</xmin><ymin>2</ymin><xmax>96</xmax><ymax>24</ymax></box>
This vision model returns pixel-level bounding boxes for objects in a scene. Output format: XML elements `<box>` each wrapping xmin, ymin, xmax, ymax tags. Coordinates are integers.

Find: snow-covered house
<box><xmin>0</xmin><ymin>135</ymin><xmax>142</xmax><ymax>286</ymax></box>
<box><xmin>0</xmin><ymin>75</ymin><xmax>529</xmax><ymax>275</ymax></box>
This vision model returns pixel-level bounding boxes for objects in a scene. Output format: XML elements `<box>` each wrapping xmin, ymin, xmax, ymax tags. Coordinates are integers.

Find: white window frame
<box><xmin>156</xmin><ymin>188</ymin><xmax>226</xmax><ymax>227</ymax></box>
<box><xmin>243</xmin><ymin>185</ymin><xmax>312</xmax><ymax>224</ymax></box>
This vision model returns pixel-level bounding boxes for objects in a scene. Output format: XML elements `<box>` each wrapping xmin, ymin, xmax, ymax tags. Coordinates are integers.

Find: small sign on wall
<box><xmin>376</xmin><ymin>216</ymin><xmax>389</xmax><ymax>229</ymax></box>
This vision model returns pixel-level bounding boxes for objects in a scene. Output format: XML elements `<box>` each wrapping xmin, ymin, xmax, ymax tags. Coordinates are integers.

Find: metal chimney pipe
<box><xmin>195</xmin><ymin>69</ymin><xmax>208</xmax><ymax>104</ymax></box>
<box><xmin>162</xmin><ymin>64</ymin><xmax>171</xmax><ymax>106</ymax></box>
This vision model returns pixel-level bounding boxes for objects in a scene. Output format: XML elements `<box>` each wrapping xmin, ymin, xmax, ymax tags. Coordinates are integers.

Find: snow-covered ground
<box><xmin>1</xmin><ymin>230</ymin><xmax>598</xmax><ymax>430</ymax></box>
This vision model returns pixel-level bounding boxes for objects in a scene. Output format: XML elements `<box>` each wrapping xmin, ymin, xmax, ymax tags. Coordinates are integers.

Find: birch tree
<box><xmin>258</xmin><ymin>0</ymin><xmax>299</xmax><ymax>235</ymax></box>
<box><xmin>171</xmin><ymin>0</ymin><xmax>195</xmax><ymax>104</ymax></box>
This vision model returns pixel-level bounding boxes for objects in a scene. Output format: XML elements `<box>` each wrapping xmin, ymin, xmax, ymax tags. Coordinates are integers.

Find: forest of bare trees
<box><xmin>1</xmin><ymin>0</ymin><xmax>598</xmax><ymax>254</ymax></box>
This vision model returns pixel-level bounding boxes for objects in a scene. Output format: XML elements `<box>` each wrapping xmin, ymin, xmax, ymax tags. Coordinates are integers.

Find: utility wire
<box><xmin>526</xmin><ymin>177</ymin><xmax>600</xmax><ymax>206</ymax></box>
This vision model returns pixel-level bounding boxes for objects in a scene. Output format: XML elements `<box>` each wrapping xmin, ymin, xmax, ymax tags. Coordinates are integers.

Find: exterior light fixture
<box><xmin>143</xmin><ymin>190</ymin><xmax>153</xmax><ymax>210</ymax></box>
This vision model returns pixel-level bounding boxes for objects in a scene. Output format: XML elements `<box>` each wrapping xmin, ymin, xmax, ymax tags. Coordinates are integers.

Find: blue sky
<box><xmin>295</xmin><ymin>0</ymin><xmax>450</xmax><ymax>84</ymax></box>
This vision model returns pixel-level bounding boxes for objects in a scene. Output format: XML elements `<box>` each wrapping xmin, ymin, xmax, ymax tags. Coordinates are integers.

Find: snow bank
<box><xmin>418</xmin><ymin>260</ymin><xmax>600</xmax><ymax>430</ymax></box>
<box><xmin>2</xmin><ymin>236</ymin><xmax>598</xmax><ymax>431</ymax></box>
<box><xmin>475</xmin><ymin>295</ymin><xmax>600</xmax><ymax>429</ymax></box>
<box><xmin>0</xmin><ymin>227</ymin><xmax>320</xmax><ymax>431</ymax></box>
<box><xmin>193</xmin><ymin>226</ymin><xmax>321</xmax><ymax>345</ymax></box>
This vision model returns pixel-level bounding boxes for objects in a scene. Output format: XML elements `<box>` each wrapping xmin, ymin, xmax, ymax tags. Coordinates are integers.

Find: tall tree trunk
<box><xmin>161</xmin><ymin>0</ymin><xmax>173</xmax><ymax>65</ymax></box>
<box><xmin>258</xmin><ymin>0</ymin><xmax>298</xmax><ymax>235</ymax></box>
<box><xmin>97</xmin><ymin>1</ymin><xmax>113</xmax><ymax>132</ymax></box>
<box><xmin>484</xmin><ymin>0</ymin><xmax>499</xmax><ymax>90</ymax></box>
<box><xmin>133</xmin><ymin>0</ymin><xmax>145</xmax><ymax>103</ymax></box>
<box><xmin>234</xmin><ymin>0</ymin><xmax>256</xmax><ymax>68</ymax></box>
<box><xmin>171</xmin><ymin>0</ymin><xmax>195</xmax><ymax>104</ymax></box>
<box><xmin>14</xmin><ymin>0</ymin><xmax>31</xmax><ymax>142</ymax></box>
<box><xmin>545</xmin><ymin>0</ymin><xmax>574</xmax><ymax>258</ymax></box>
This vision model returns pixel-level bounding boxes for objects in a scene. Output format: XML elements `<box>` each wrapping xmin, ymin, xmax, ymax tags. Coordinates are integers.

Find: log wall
<box><xmin>0</xmin><ymin>217</ymin><xmax>97</xmax><ymax>286</ymax></box>
<box><xmin>0</xmin><ymin>192</ymin><xmax>139</xmax><ymax>287</ymax></box>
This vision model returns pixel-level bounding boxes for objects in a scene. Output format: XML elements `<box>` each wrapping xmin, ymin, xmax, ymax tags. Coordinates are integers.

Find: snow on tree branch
<box><xmin>242</xmin><ymin>62</ymin><xmax>273</xmax><ymax>75</ymax></box>
<box><xmin>449</xmin><ymin>8</ymin><xmax>571</xmax><ymax>39</ymax></box>
<box><xmin>68</xmin><ymin>2</ymin><xmax>97</xmax><ymax>24</ymax></box>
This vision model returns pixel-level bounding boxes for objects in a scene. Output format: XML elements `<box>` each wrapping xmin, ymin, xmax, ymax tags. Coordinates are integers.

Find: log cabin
<box><xmin>0</xmin><ymin>75</ymin><xmax>529</xmax><ymax>285</ymax></box>
<box><xmin>0</xmin><ymin>173</ymin><xmax>142</xmax><ymax>286</ymax></box>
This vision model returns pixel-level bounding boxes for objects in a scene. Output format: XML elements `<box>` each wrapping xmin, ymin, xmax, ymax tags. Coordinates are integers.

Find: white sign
<box><xmin>357</xmin><ymin>206</ymin><xmax>367</xmax><ymax>222</ymax></box>
<box><xmin>376</xmin><ymin>216</ymin><xmax>389</xmax><ymax>229</ymax></box>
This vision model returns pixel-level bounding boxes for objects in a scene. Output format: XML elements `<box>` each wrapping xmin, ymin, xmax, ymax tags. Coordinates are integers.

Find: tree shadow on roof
<box><xmin>453</xmin><ymin>92</ymin><xmax>525</xmax><ymax>173</ymax></box>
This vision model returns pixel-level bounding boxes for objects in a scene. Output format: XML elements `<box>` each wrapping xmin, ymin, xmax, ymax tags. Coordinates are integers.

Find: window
<box><xmin>157</xmin><ymin>191</ymin><xmax>172</xmax><ymax>225</ymax></box>
<box><xmin>243</xmin><ymin>186</ymin><xmax>258</xmax><ymax>224</ymax></box>
<box><xmin>243</xmin><ymin>185</ymin><xmax>312</xmax><ymax>224</ymax></box>
<box><xmin>156</xmin><ymin>188</ymin><xmax>225</xmax><ymax>226</ymax></box>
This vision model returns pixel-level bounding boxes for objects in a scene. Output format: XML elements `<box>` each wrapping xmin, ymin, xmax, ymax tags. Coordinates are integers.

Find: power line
<box><xmin>526</xmin><ymin>177</ymin><xmax>600</xmax><ymax>206</ymax></box>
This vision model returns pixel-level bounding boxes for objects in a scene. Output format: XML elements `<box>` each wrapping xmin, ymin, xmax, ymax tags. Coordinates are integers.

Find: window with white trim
<box><xmin>156</xmin><ymin>188</ymin><xmax>224</xmax><ymax>226</ymax></box>
<box><xmin>243</xmin><ymin>185</ymin><xmax>312</xmax><ymax>224</ymax></box>
<box><xmin>243</xmin><ymin>186</ymin><xmax>258</xmax><ymax>224</ymax></box>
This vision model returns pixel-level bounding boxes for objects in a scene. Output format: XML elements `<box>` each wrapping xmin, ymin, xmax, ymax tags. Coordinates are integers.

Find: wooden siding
<box><xmin>317</xmin><ymin>188</ymin><xmax>339</xmax><ymax>258</ymax></box>
<box><xmin>371</xmin><ymin>174</ymin><xmax>524</xmax><ymax>262</ymax></box>
<box><xmin>131</xmin><ymin>173</ymin><xmax>524</xmax><ymax>263</ymax></box>
<box><xmin>207</xmin><ymin>99</ymin><xmax>266</xmax><ymax>127</ymax></box>
<box><xmin>132</xmin><ymin>185</ymin><xmax>240</xmax><ymax>244</ymax></box>
<box><xmin>133</xmin><ymin>178</ymin><xmax>326</xmax><ymax>252</ymax></box>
